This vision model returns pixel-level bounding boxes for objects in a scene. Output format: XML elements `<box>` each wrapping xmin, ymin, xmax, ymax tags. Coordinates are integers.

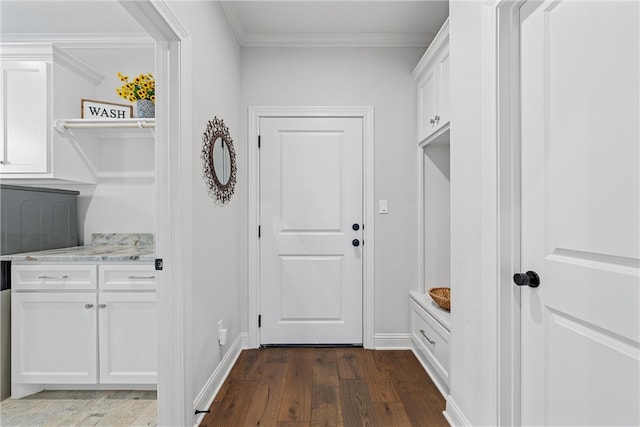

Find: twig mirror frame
<box><xmin>201</xmin><ymin>116</ymin><xmax>237</xmax><ymax>205</ymax></box>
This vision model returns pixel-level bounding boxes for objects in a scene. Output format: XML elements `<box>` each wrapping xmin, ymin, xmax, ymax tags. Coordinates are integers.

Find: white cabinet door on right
<box><xmin>12</xmin><ymin>292</ymin><xmax>97</xmax><ymax>384</ymax></box>
<box><xmin>98</xmin><ymin>292</ymin><xmax>157</xmax><ymax>384</ymax></box>
<box><xmin>0</xmin><ymin>61</ymin><xmax>48</xmax><ymax>174</ymax></box>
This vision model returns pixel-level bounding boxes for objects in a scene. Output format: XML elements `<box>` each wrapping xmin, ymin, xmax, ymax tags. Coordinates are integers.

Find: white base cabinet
<box><xmin>98</xmin><ymin>292</ymin><xmax>157</xmax><ymax>384</ymax></box>
<box><xmin>11</xmin><ymin>292</ymin><xmax>97</xmax><ymax>384</ymax></box>
<box><xmin>410</xmin><ymin>290</ymin><xmax>451</xmax><ymax>397</ymax></box>
<box><xmin>11</xmin><ymin>263</ymin><xmax>157</xmax><ymax>398</ymax></box>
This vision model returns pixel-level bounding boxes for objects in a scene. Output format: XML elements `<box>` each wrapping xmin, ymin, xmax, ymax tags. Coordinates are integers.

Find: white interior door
<box><xmin>520</xmin><ymin>1</ymin><xmax>639</xmax><ymax>425</ymax></box>
<box><xmin>260</xmin><ymin>116</ymin><xmax>363</xmax><ymax>345</ymax></box>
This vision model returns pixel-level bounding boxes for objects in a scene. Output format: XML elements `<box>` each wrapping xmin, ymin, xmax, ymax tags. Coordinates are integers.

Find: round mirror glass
<box><xmin>212</xmin><ymin>136</ymin><xmax>232</xmax><ymax>185</ymax></box>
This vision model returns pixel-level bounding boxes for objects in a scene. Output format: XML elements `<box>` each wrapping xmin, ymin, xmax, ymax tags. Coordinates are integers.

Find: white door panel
<box><xmin>260</xmin><ymin>117</ymin><xmax>363</xmax><ymax>345</ymax></box>
<box><xmin>520</xmin><ymin>1</ymin><xmax>639</xmax><ymax>425</ymax></box>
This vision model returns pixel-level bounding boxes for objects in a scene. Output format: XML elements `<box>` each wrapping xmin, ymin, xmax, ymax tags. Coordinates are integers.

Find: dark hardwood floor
<box><xmin>200</xmin><ymin>347</ymin><xmax>448</xmax><ymax>427</ymax></box>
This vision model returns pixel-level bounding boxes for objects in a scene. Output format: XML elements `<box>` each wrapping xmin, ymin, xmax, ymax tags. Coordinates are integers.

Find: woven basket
<box><xmin>428</xmin><ymin>287</ymin><xmax>450</xmax><ymax>311</ymax></box>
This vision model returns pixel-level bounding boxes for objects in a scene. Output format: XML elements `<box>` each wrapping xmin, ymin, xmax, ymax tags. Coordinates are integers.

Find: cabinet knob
<box><xmin>429</xmin><ymin>118</ymin><xmax>435</xmax><ymax>125</ymax></box>
<box><xmin>84</xmin><ymin>303</ymin><xmax>94</xmax><ymax>309</ymax></box>
<box><xmin>99</xmin><ymin>304</ymin><xmax>107</xmax><ymax>309</ymax></box>
<box><xmin>434</xmin><ymin>115</ymin><xmax>440</xmax><ymax>121</ymax></box>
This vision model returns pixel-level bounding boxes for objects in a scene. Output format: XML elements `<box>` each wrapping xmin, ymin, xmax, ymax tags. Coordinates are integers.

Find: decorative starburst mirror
<box><xmin>201</xmin><ymin>117</ymin><xmax>237</xmax><ymax>205</ymax></box>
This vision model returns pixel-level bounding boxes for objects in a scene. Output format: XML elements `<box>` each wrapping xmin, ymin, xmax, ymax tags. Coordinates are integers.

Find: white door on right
<box><xmin>520</xmin><ymin>1</ymin><xmax>639</xmax><ymax>426</ymax></box>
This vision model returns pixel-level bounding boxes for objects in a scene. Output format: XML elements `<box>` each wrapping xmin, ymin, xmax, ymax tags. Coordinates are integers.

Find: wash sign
<box><xmin>81</xmin><ymin>99</ymin><xmax>132</xmax><ymax>119</ymax></box>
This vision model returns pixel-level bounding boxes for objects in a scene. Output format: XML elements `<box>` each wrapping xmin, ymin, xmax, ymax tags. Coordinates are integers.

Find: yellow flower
<box><xmin>150</xmin><ymin>95</ymin><xmax>156</xmax><ymax>103</ymax></box>
<box><xmin>116</xmin><ymin>71</ymin><xmax>155</xmax><ymax>103</ymax></box>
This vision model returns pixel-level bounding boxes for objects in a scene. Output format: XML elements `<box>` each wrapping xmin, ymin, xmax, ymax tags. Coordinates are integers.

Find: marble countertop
<box><xmin>0</xmin><ymin>233</ymin><xmax>155</xmax><ymax>262</ymax></box>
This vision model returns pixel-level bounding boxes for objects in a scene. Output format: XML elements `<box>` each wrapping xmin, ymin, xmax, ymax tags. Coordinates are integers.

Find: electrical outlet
<box><xmin>217</xmin><ymin>319</ymin><xmax>223</xmax><ymax>340</ymax></box>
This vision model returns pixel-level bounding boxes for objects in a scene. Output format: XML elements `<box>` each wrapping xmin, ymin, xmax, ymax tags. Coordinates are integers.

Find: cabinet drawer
<box><xmin>99</xmin><ymin>264</ymin><xmax>156</xmax><ymax>290</ymax></box>
<box><xmin>411</xmin><ymin>300</ymin><xmax>450</xmax><ymax>380</ymax></box>
<box><xmin>12</xmin><ymin>265</ymin><xmax>97</xmax><ymax>290</ymax></box>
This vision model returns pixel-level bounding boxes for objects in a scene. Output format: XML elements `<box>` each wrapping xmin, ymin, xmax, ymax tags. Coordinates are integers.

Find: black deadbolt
<box><xmin>352</xmin><ymin>223</ymin><xmax>360</xmax><ymax>231</ymax></box>
<box><xmin>352</xmin><ymin>239</ymin><xmax>360</xmax><ymax>247</ymax></box>
<box><xmin>513</xmin><ymin>271</ymin><xmax>540</xmax><ymax>288</ymax></box>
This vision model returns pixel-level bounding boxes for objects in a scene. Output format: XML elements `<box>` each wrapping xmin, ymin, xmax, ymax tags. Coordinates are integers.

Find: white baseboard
<box><xmin>239</xmin><ymin>332</ymin><xmax>249</xmax><ymax>349</ymax></box>
<box><xmin>374</xmin><ymin>333</ymin><xmax>411</xmax><ymax>349</ymax></box>
<box><xmin>445</xmin><ymin>395</ymin><xmax>472</xmax><ymax>427</ymax></box>
<box><xmin>192</xmin><ymin>333</ymin><xmax>244</xmax><ymax>427</ymax></box>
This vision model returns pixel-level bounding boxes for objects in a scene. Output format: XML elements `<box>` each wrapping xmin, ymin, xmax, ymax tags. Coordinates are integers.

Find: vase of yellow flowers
<box><xmin>116</xmin><ymin>72</ymin><xmax>155</xmax><ymax>118</ymax></box>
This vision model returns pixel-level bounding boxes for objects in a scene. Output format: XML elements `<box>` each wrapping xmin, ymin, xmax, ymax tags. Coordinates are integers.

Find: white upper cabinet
<box><xmin>0</xmin><ymin>61</ymin><xmax>49</xmax><ymax>173</ymax></box>
<box><xmin>0</xmin><ymin>43</ymin><xmax>101</xmax><ymax>182</ymax></box>
<box><xmin>414</xmin><ymin>19</ymin><xmax>450</xmax><ymax>145</ymax></box>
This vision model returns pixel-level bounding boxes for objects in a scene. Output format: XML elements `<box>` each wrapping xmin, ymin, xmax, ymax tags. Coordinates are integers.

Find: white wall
<box><xmin>165</xmin><ymin>0</ymin><xmax>244</xmax><ymax>414</ymax></box>
<box><xmin>242</xmin><ymin>47</ymin><xmax>423</xmax><ymax>336</ymax></box>
<box><xmin>448</xmin><ymin>1</ymin><xmax>497</xmax><ymax>425</ymax></box>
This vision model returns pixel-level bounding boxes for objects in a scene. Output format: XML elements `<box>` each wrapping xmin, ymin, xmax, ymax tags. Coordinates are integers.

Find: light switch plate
<box><xmin>379</xmin><ymin>199</ymin><xmax>388</xmax><ymax>214</ymax></box>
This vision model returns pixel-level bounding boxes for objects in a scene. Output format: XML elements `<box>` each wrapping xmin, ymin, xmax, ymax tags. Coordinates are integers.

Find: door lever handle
<box><xmin>513</xmin><ymin>271</ymin><xmax>540</xmax><ymax>288</ymax></box>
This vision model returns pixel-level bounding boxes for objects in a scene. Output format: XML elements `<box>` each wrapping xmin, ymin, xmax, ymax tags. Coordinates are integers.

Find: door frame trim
<box><xmin>247</xmin><ymin>106</ymin><xmax>375</xmax><ymax>349</ymax></box>
<box><xmin>118</xmin><ymin>2</ymin><xmax>193</xmax><ymax>425</ymax></box>
<box><xmin>478</xmin><ymin>1</ymin><xmax>524</xmax><ymax>426</ymax></box>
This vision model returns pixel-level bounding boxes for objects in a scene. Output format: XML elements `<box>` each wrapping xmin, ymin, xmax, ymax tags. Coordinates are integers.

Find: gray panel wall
<box><xmin>0</xmin><ymin>185</ymin><xmax>80</xmax><ymax>255</ymax></box>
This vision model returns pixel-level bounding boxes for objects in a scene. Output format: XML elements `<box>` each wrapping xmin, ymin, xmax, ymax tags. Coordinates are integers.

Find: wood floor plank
<box><xmin>242</xmin><ymin>379</ymin><xmax>287</xmax><ymax>426</ymax></box>
<box><xmin>362</xmin><ymin>350</ymin><xmax>401</xmax><ymax>403</ymax></box>
<box><xmin>339</xmin><ymin>379</ymin><xmax>378</xmax><ymax>426</ymax></box>
<box><xmin>373</xmin><ymin>402</ymin><xmax>413</xmax><ymax>427</ymax></box>
<box><xmin>229</xmin><ymin>348</ymin><xmax>267</xmax><ymax>381</ymax></box>
<box><xmin>389</xmin><ymin>352</ymin><xmax>448</xmax><ymax>427</ymax></box>
<box><xmin>278</xmin><ymin>348</ymin><xmax>314</xmax><ymax>423</ymax></box>
<box><xmin>201</xmin><ymin>380</ymin><xmax>259</xmax><ymax>427</ymax></box>
<box><xmin>336</xmin><ymin>348</ymin><xmax>365</xmax><ymax>380</ymax></box>
<box><xmin>201</xmin><ymin>348</ymin><xmax>447</xmax><ymax>427</ymax></box>
<box><xmin>310</xmin><ymin>349</ymin><xmax>343</xmax><ymax>427</ymax></box>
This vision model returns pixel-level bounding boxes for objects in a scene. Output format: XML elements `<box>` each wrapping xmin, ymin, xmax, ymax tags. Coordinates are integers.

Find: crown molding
<box><xmin>219</xmin><ymin>2</ymin><xmax>245</xmax><ymax>46</ymax></box>
<box><xmin>0</xmin><ymin>33</ymin><xmax>154</xmax><ymax>49</ymax></box>
<box><xmin>239</xmin><ymin>32</ymin><xmax>435</xmax><ymax>48</ymax></box>
<box><xmin>0</xmin><ymin>42</ymin><xmax>104</xmax><ymax>85</ymax></box>
<box><xmin>52</xmin><ymin>46</ymin><xmax>104</xmax><ymax>85</ymax></box>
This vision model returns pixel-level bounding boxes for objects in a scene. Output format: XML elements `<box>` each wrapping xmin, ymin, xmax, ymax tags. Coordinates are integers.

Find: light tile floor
<box><xmin>0</xmin><ymin>390</ymin><xmax>157</xmax><ymax>426</ymax></box>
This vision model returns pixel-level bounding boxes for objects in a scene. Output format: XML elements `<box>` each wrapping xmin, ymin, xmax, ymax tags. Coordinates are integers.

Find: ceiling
<box><xmin>220</xmin><ymin>1</ymin><xmax>449</xmax><ymax>47</ymax></box>
<box><xmin>1</xmin><ymin>1</ymin><xmax>448</xmax><ymax>48</ymax></box>
<box><xmin>0</xmin><ymin>1</ymin><xmax>149</xmax><ymax>42</ymax></box>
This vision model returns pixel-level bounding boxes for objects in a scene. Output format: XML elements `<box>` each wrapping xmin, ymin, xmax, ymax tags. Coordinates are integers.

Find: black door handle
<box><xmin>352</xmin><ymin>223</ymin><xmax>360</xmax><ymax>231</ymax></box>
<box><xmin>513</xmin><ymin>271</ymin><xmax>540</xmax><ymax>288</ymax></box>
<box><xmin>352</xmin><ymin>239</ymin><xmax>360</xmax><ymax>247</ymax></box>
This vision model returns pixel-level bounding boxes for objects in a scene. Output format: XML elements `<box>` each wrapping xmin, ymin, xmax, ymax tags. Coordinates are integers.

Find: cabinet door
<box><xmin>436</xmin><ymin>48</ymin><xmax>450</xmax><ymax>130</ymax></box>
<box><xmin>98</xmin><ymin>292</ymin><xmax>157</xmax><ymax>384</ymax></box>
<box><xmin>11</xmin><ymin>292</ymin><xmax>97</xmax><ymax>384</ymax></box>
<box><xmin>0</xmin><ymin>61</ymin><xmax>49</xmax><ymax>174</ymax></box>
<box><xmin>418</xmin><ymin>66</ymin><xmax>439</xmax><ymax>142</ymax></box>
